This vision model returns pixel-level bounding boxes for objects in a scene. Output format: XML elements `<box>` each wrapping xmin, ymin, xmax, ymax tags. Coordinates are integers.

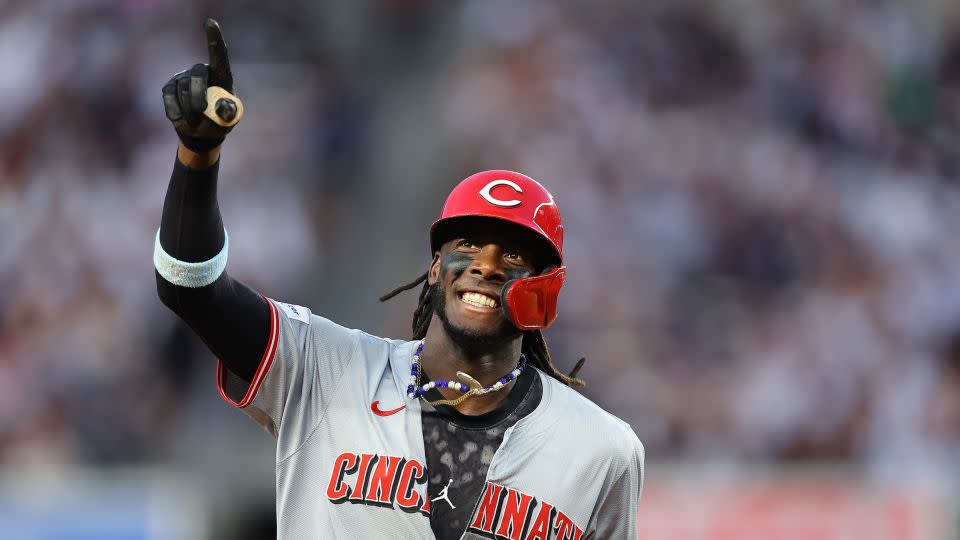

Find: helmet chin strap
<box><xmin>500</xmin><ymin>265</ymin><xmax>566</xmax><ymax>331</ymax></box>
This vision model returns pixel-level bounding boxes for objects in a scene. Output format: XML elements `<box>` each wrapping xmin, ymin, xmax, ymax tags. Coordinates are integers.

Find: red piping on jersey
<box><xmin>216</xmin><ymin>295</ymin><xmax>280</xmax><ymax>408</ymax></box>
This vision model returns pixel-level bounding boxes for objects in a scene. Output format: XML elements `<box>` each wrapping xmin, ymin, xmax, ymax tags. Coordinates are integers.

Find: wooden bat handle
<box><xmin>203</xmin><ymin>86</ymin><xmax>244</xmax><ymax>128</ymax></box>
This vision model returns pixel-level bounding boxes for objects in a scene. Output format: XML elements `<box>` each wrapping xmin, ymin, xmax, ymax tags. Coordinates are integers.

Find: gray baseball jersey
<box><xmin>217</xmin><ymin>298</ymin><xmax>645</xmax><ymax>539</ymax></box>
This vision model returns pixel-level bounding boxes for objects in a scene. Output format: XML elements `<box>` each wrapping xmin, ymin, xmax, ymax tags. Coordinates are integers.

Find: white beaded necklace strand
<box><xmin>406</xmin><ymin>341</ymin><xmax>527</xmax><ymax>407</ymax></box>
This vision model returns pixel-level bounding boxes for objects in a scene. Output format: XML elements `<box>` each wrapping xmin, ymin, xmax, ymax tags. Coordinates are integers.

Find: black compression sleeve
<box><xmin>156</xmin><ymin>155</ymin><xmax>270</xmax><ymax>383</ymax></box>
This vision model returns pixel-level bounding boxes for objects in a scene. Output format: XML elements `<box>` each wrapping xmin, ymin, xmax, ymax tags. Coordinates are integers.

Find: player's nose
<box><xmin>468</xmin><ymin>244</ymin><xmax>507</xmax><ymax>282</ymax></box>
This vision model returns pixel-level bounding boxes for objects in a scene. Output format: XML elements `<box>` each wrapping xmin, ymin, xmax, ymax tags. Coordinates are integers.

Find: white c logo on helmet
<box><xmin>479</xmin><ymin>180</ymin><xmax>523</xmax><ymax>207</ymax></box>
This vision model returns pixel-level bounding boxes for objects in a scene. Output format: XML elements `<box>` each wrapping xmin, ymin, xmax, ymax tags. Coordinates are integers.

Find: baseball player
<box><xmin>155</xmin><ymin>19</ymin><xmax>644</xmax><ymax>539</ymax></box>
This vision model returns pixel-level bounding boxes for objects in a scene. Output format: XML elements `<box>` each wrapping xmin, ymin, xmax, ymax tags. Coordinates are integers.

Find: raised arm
<box><xmin>155</xmin><ymin>19</ymin><xmax>268</xmax><ymax>383</ymax></box>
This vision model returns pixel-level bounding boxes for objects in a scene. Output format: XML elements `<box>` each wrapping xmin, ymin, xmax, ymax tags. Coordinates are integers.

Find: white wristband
<box><xmin>153</xmin><ymin>228</ymin><xmax>229</xmax><ymax>288</ymax></box>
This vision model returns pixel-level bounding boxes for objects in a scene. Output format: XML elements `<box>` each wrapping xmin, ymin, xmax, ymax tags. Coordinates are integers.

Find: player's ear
<box><xmin>427</xmin><ymin>252</ymin><xmax>441</xmax><ymax>286</ymax></box>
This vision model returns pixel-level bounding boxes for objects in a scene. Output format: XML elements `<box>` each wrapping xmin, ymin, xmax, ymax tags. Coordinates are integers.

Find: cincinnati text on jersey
<box><xmin>325</xmin><ymin>452</ymin><xmax>585</xmax><ymax>540</ymax></box>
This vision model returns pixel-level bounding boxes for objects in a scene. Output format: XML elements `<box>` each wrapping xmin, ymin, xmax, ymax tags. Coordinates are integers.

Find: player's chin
<box><xmin>450</xmin><ymin>302</ymin><xmax>506</xmax><ymax>332</ymax></box>
<box><xmin>443</xmin><ymin>310</ymin><xmax>517</xmax><ymax>346</ymax></box>
<box><xmin>459</xmin><ymin>319</ymin><xmax>506</xmax><ymax>338</ymax></box>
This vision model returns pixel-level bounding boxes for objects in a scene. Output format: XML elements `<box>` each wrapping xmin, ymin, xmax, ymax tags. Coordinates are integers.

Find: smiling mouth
<box><xmin>459</xmin><ymin>291</ymin><xmax>499</xmax><ymax>309</ymax></box>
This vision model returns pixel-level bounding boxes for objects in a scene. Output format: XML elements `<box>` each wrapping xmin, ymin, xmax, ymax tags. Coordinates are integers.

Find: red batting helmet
<box><xmin>430</xmin><ymin>170</ymin><xmax>566</xmax><ymax>330</ymax></box>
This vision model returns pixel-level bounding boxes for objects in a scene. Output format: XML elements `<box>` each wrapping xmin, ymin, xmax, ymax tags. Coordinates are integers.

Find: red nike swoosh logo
<box><xmin>371</xmin><ymin>400</ymin><xmax>406</xmax><ymax>417</ymax></box>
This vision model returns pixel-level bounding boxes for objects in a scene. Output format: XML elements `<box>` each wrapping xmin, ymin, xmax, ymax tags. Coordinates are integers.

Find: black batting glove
<box><xmin>162</xmin><ymin>18</ymin><xmax>236</xmax><ymax>152</ymax></box>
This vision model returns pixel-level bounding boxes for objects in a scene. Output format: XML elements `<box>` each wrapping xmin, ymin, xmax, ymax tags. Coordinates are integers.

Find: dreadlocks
<box><xmin>380</xmin><ymin>272</ymin><xmax>585</xmax><ymax>387</ymax></box>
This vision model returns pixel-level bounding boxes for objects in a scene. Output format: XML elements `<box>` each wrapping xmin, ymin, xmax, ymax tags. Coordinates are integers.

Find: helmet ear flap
<box><xmin>500</xmin><ymin>265</ymin><xmax>558</xmax><ymax>321</ymax></box>
<box><xmin>500</xmin><ymin>266</ymin><xmax>566</xmax><ymax>330</ymax></box>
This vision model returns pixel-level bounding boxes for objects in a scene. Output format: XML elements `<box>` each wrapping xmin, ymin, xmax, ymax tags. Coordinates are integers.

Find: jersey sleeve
<box><xmin>216</xmin><ymin>298</ymin><xmax>360</xmax><ymax>441</ymax></box>
<box><xmin>591</xmin><ymin>434</ymin><xmax>645</xmax><ymax>538</ymax></box>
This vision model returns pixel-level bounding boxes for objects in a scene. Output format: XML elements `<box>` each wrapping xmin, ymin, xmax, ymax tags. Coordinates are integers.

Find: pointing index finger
<box><xmin>204</xmin><ymin>18</ymin><xmax>233</xmax><ymax>91</ymax></box>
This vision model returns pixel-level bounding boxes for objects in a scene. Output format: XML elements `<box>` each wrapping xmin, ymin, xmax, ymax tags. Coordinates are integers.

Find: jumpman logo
<box><xmin>431</xmin><ymin>478</ymin><xmax>456</xmax><ymax>509</ymax></box>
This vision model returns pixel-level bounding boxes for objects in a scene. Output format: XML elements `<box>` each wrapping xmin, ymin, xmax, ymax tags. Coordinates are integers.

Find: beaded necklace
<box><xmin>406</xmin><ymin>341</ymin><xmax>527</xmax><ymax>407</ymax></box>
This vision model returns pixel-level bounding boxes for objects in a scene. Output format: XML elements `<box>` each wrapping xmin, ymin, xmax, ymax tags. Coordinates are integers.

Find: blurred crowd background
<box><xmin>3</xmin><ymin>0</ymin><xmax>960</xmax><ymax>537</ymax></box>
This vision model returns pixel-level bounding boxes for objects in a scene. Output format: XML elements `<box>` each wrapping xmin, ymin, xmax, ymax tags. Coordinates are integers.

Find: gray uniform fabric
<box><xmin>218</xmin><ymin>299</ymin><xmax>645</xmax><ymax>539</ymax></box>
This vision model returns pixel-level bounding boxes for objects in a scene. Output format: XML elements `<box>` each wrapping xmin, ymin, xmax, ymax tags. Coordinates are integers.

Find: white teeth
<box><xmin>461</xmin><ymin>291</ymin><xmax>498</xmax><ymax>308</ymax></box>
